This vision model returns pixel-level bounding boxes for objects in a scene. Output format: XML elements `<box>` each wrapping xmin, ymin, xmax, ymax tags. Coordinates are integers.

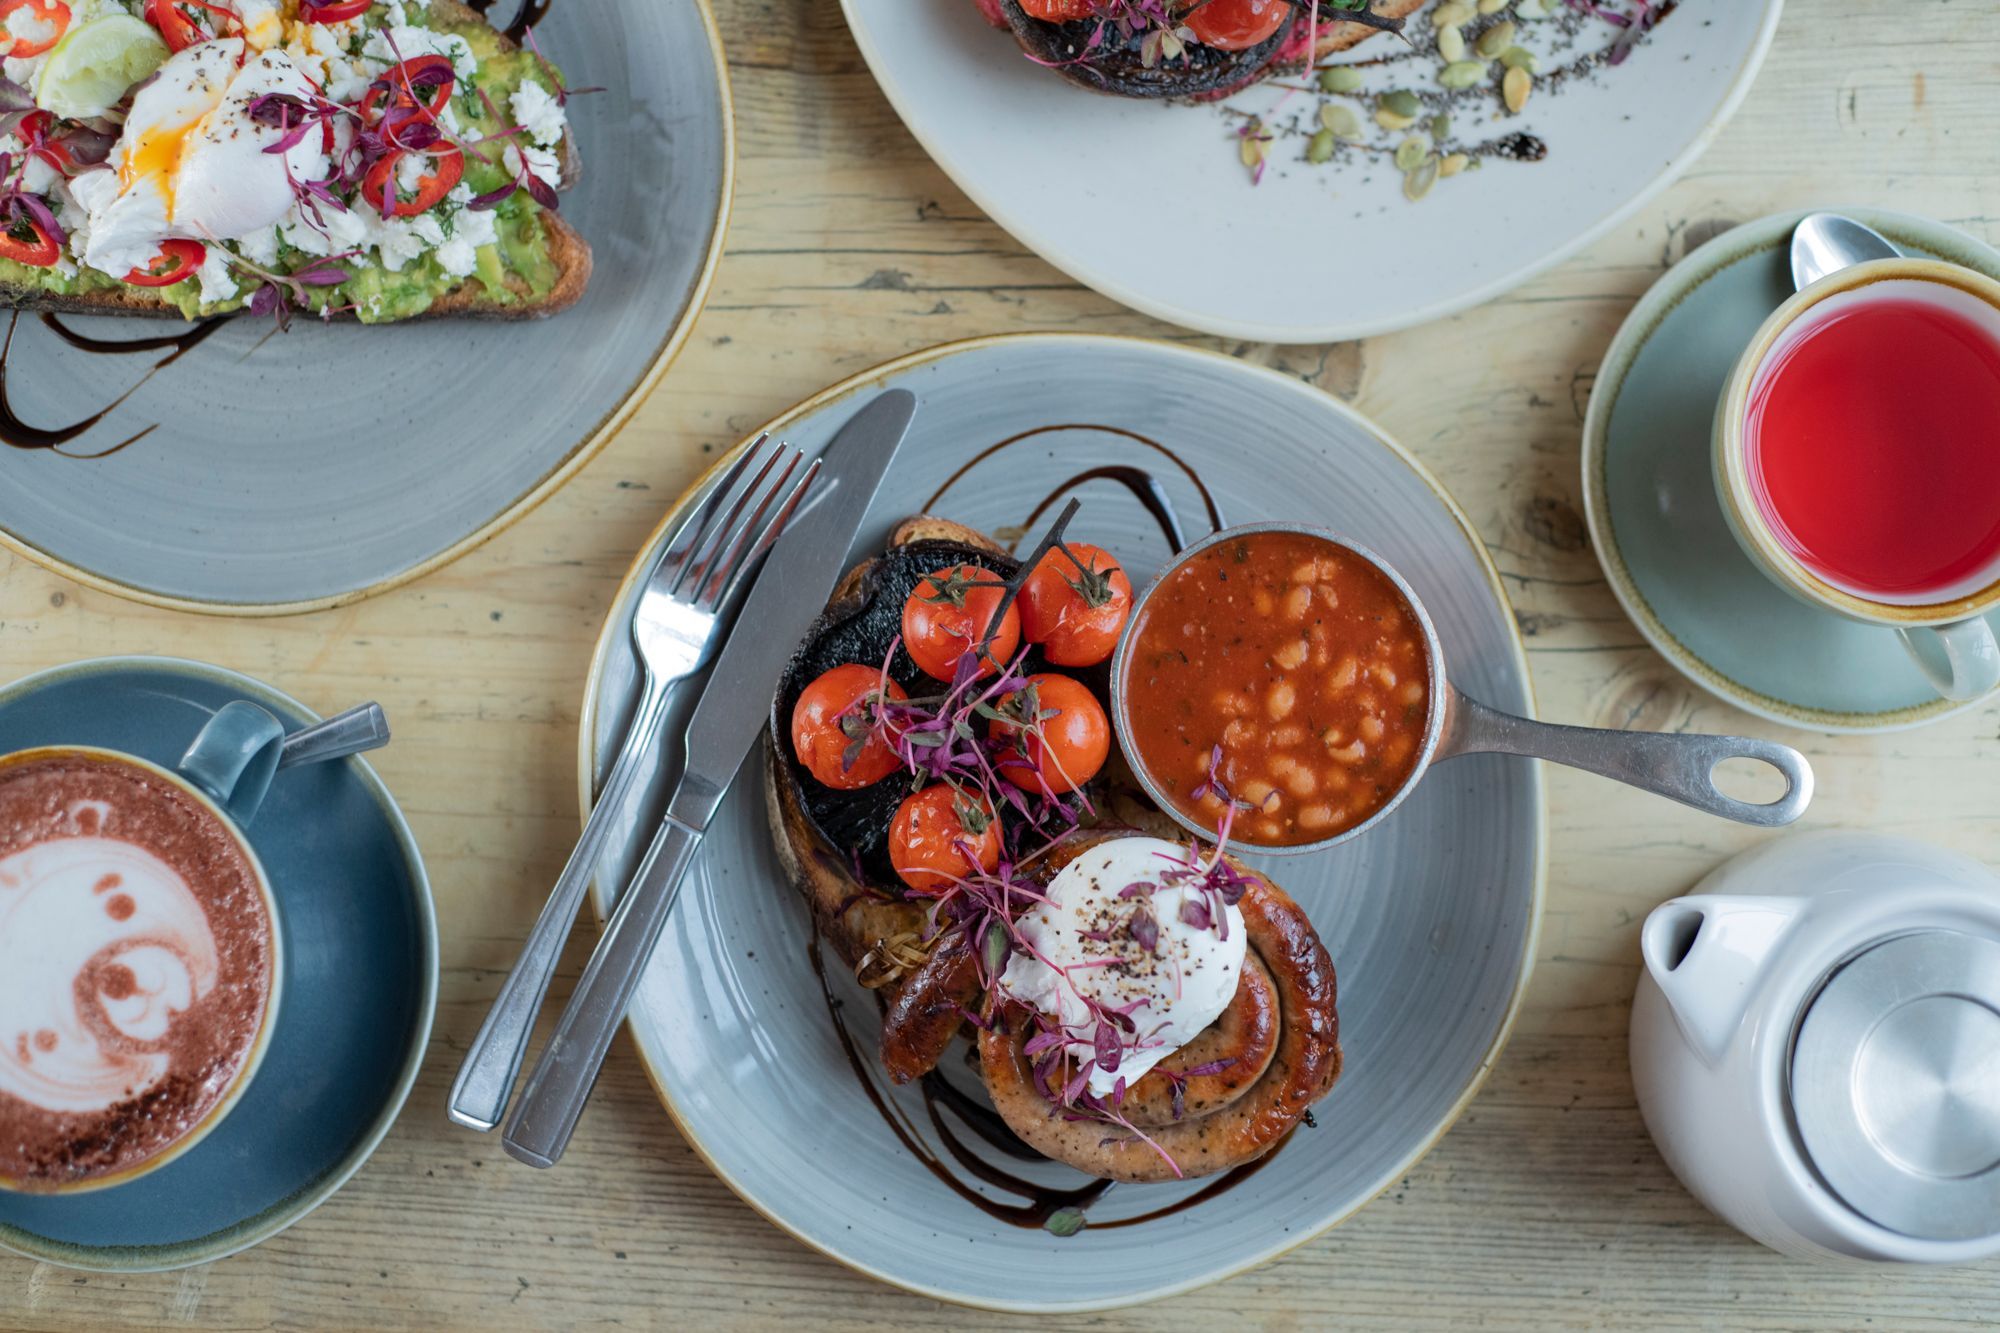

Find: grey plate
<box><xmin>576</xmin><ymin>335</ymin><xmax>1547</xmax><ymax>1312</ymax></box>
<box><xmin>0</xmin><ymin>0</ymin><xmax>732</xmax><ymax>615</ymax></box>
<box><xmin>1581</xmin><ymin>207</ymin><xmax>2000</xmax><ymax>733</ymax></box>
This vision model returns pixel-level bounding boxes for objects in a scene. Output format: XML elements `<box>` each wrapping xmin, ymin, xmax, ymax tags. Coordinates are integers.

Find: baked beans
<box><xmin>1120</xmin><ymin>531</ymin><xmax>1432</xmax><ymax>846</ymax></box>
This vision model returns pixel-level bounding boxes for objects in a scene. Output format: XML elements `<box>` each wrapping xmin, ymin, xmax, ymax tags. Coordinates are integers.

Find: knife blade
<box><xmin>502</xmin><ymin>389</ymin><xmax>916</xmax><ymax>1167</ymax></box>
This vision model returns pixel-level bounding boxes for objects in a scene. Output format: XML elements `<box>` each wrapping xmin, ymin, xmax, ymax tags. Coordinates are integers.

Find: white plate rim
<box><xmin>1578</xmin><ymin>204</ymin><xmax>2000</xmax><ymax>735</ymax></box>
<box><xmin>575</xmin><ymin>332</ymin><xmax>1549</xmax><ymax>1312</ymax></box>
<box><xmin>0</xmin><ymin>0</ymin><xmax>738</xmax><ymax>619</ymax></box>
<box><xmin>835</xmin><ymin>1</ymin><xmax>1785</xmax><ymax>344</ymax></box>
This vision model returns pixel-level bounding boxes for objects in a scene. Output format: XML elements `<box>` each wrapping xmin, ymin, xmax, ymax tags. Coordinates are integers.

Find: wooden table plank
<box><xmin>6</xmin><ymin>0</ymin><xmax>2000</xmax><ymax>1326</ymax></box>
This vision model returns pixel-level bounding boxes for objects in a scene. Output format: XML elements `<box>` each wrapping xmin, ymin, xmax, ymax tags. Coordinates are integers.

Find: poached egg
<box><xmin>73</xmin><ymin>37</ymin><xmax>325</xmax><ymax>277</ymax></box>
<box><xmin>998</xmin><ymin>836</ymin><xmax>1246</xmax><ymax>1098</ymax></box>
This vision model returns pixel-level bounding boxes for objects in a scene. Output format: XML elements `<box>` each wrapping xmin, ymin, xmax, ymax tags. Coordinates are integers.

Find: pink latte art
<box><xmin>0</xmin><ymin>755</ymin><xmax>272</xmax><ymax>1191</ymax></box>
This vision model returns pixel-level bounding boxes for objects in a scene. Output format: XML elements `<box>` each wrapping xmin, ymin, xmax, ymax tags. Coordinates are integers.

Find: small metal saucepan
<box><xmin>1109</xmin><ymin>523</ymin><xmax>1814</xmax><ymax>855</ymax></box>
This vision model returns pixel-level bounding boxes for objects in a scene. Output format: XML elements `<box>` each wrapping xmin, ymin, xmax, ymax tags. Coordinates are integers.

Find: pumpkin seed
<box><xmin>1438</xmin><ymin>60</ymin><xmax>1486</xmax><ymax>89</ymax></box>
<box><xmin>1394</xmin><ymin>133</ymin><xmax>1431</xmax><ymax>171</ymax></box>
<box><xmin>1321</xmin><ymin>102</ymin><xmax>1363</xmax><ymax>138</ymax></box>
<box><xmin>1375</xmin><ymin>106</ymin><xmax>1416</xmax><ymax>130</ymax></box>
<box><xmin>1403</xmin><ymin>154</ymin><xmax>1441</xmax><ymax>201</ymax></box>
<box><xmin>1503</xmin><ymin>64</ymin><xmax>1532</xmax><ymax>113</ymax></box>
<box><xmin>1437</xmin><ymin>26</ymin><xmax>1467</xmax><ymax>61</ymax></box>
<box><xmin>1306</xmin><ymin>128</ymin><xmax>1337</xmax><ymax>164</ymax></box>
<box><xmin>1379</xmin><ymin>88</ymin><xmax>1421</xmax><ymax>118</ymax></box>
<box><xmin>1240</xmin><ymin>123</ymin><xmax>1267</xmax><ymax>169</ymax></box>
<box><xmin>1429</xmin><ymin>111</ymin><xmax>1451</xmax><ymax>139</ymax></box>
<box><xmin>1475</xmin><ymin>21</ymin><xmax>1516</xmax><ymax>57</ymax></box>
<box><xmin>1499</xmin><ymin>45</ymin><xmax>1540</xmax><ymax>71</ymax></box>
<box><xmin>1432</xmin><ymin>1</ymin><xmax>1474</xmax><ymax>28</ymax></box>
<box><xmin>1318</xmin><ymin>65</ymin><xmax>1364</xmax><ymax>94</ymax></box>
<box><xmin>1477</xmin><ymin>0</ymin><xmax>1507</xmax><ymax>12</ymax></box>
<box><xmin>1440</xmin><ymin>151</ymin><xmax>1470</xmax><ymax>177</ymax></box>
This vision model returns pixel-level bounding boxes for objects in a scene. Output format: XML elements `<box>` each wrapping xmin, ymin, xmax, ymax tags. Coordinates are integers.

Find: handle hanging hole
<box><xmin>1709</xmin><ymin>754</ymin><xmax>1790</xmax><ymax>806</ymax></box>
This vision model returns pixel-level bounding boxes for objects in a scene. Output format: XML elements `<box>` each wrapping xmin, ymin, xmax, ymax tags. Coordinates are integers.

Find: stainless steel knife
<box><xmin>501</xmin><ymin>388</ymin><xmax>917</xmax><ymax>1167</ymax></box>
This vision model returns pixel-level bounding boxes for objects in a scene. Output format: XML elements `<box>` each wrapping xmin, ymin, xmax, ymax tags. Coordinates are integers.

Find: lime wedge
<box><xmin>35</xmin><ymin>14</ymin><xmax>170</xmax><ymax>121</ymax></box>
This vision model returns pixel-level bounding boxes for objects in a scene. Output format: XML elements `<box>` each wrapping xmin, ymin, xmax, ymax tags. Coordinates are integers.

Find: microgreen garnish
<box><xmin>0</xmin><ymin>152</ymin><xmax>63</xmax><ymax>249</ymax></box>
<box><xmin>824</xmin><ymin>501</ymin><xmax>1251</xmax><ymax>1181</ymax></box>
<box><xmin>227</xmin><ymin>248</ymin><xmax>357</xmax><ymax>330</ymax></box>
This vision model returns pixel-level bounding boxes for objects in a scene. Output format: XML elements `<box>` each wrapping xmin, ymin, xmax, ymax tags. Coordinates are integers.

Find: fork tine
<box><xmin>688</xmin><ymin>447</ymin><xmax>802</xmax><ymax>611</ymax></box>
<box><xmin>694</xmin><ymin>450</ymin><xmax>814</xmax><ymax>612</ymax></box>
<box><xmin>699</xmin><ymin>456</ymin><xmax>821</xmax><ymax>612</ymax></box>
<box><xmin>656</xmin><ymin>435</ymin><xmax>771</xmax><ymax>584</ymax></box>
<box><xmin>670</xmin><ymin>439</ymin><xmax>785</xmax><ymax>597</ymax></box>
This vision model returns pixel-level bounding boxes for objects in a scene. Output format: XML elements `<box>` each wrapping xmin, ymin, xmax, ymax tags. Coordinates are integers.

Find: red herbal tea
<box><xmin>1744</xmin><ymin>279</ymin><xmax>2000</xmax><ymax>604</ymax></box>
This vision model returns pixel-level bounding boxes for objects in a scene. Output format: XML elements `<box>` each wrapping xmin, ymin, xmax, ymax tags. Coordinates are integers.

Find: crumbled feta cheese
<box><xmin>279</xmin><ymin>202</ymin><xmax>371</xmax><ymax>259</ymax></box>
<box><xmin>19</xmin><ymin>152</ymin><xmax>60</xmax><ymax>198</ymax></box>
<box><xmin>433</xmin><ymin>231</ymin><xmax>475</xmax><ymax>277</ymax></box>
<box><xmin>451</xmin><ymin>191</ymin><xmax>497</xmax><ymax>250</ymax></box>
<box><xmin>503</xmin><ymin>143</ymin><xmax>562</xmax><ymax>191</ymax></box>
<box><xmin>197</xmin><ymin>246</ymin><xmax>239</xmax><ymax>303</ymax></box>
<box><xmin>395</xmin><ymin>151</ymin><xmax>428</xmax><ymax>193</ymax></box>
<box><xmin>509</xmin><ymin>78</ymin><xmax>566</xmax><ymax>148</ymax></box>
<box><xmin>237</xmin><ymin>224</ymin><xmax>281</xmax><ymax>268</ymax></box>
<box><xmin>285</xmin><ymin>17</ymin><xmax>372</xmax><ymax>100</ymax></box>
<box><xmin>362</xmin><ymin>24</ymin><xmax>476</xmax><ymax>81</ymax></box>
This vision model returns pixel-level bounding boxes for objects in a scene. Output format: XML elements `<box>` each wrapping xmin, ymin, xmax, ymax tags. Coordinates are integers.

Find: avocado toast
<box><xmin>0</xmin><ymin>0</ymin><xmax>588</xmax><ymax>322</ymax></box>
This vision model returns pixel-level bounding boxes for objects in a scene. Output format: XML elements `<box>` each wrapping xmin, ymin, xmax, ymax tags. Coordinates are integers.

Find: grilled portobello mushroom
<box><xmin>995</xmin><ymin>1</ymin><xmax>1420</xmax><ymax>101</ymax></box>
<box><xmin>999</xmin><ymin>0</ymin><xmax>1296</xmax><ymax>99</ymax></box>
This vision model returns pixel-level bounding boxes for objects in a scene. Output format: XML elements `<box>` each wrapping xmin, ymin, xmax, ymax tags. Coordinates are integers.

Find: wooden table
<box><xmin>6</xmin><ymin>1</ymin><xmax>2000</xmax><ymax>1327</ymax></box>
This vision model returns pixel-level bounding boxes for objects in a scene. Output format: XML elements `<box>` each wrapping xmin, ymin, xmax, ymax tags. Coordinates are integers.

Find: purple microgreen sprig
<box><xmin>1564</xmin><ymin>0</ymin><xmax>1658</xmax><ymax>65</ymax></box>
<box><xmin>226</xmin><ymin>247</ymin><xmax>357</xmax><ymax>331</ymax></box>
<box><xmin>0</xmin><ymin>182</ymin><xmax>63</xmax><ymax>249</ymax></box>
<box><xmin>1153</xmin><ymin>1057</ymin><xmax>1239</xmax><ymax>1122</ymax></box>
<box><xmin>518</xmin><ymin>25</ymin><xmax>603</xmax><ymax>106</ymax></box>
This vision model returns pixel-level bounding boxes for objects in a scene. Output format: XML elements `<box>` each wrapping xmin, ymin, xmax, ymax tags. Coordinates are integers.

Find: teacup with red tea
<box><xmin>1715</xmin><ymin>257</ymin><xmax>2000</xmax><ymax>701</ymax></box>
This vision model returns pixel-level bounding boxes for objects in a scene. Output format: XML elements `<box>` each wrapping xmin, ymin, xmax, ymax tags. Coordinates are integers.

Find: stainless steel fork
<box><xmin>448</xmin><ymin>437</ymin><xmax>818</xmax><ymax>1131</ymax></box>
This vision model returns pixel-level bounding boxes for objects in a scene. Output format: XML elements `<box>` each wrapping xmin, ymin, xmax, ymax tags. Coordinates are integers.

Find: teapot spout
<box><xmin>1640</xmin><ymin>895</ymin><xmax>1805</xmax><ymax>1067</ymax></box>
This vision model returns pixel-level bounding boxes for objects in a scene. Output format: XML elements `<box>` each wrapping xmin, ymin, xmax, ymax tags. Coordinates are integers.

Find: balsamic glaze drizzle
<box><xmin>811</xmin><ymin>935</ymin><xmax>1281</xmax><ymax>1235</ymax></box>
<box><xmin>922</xmin><ymin>422</ymin><xmax>1225</xmax><ymax>555</ymax></box>
<box><xmin>0</xmin><ymin>313</ymin><xmax>222</xmax><ymax>458</ymax></box>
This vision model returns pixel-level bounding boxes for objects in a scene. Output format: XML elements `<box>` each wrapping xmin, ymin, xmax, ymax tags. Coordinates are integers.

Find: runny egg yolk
<box><xmin>118</xmin><ymin>114</ymin><xmax>211</xmax><ymax>221</ymax></box>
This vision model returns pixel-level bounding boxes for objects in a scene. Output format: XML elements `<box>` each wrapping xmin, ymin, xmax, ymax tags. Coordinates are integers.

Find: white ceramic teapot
<box><xmin>1630</xmin><ymin>830</ymin><xmax>2000</xmax><ymax>1263</ymax></box>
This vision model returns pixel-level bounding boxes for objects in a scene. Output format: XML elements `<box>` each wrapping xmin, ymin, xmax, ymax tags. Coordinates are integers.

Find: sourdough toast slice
<box><xmin>5</xmin><ymin>0</ymin><xmax>591</xmax><ymax>322</ymax></box>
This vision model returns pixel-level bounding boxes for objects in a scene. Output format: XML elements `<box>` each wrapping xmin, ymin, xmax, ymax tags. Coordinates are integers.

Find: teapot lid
<box><xmin>1791</xmin><ymin>929</ymin><xmax>2000</xmax><ymax>1241</ymax></box>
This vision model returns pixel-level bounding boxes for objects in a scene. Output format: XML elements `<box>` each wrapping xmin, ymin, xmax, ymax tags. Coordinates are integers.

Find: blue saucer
<box><xmin>0</xmin><ymin>657</ymin><xmax>436</xmax><ymax>1271</ymax></box>
<box><xmin>1582</xmin><ymin>207</ymin><xmax>2000</xmax><ymax>733</ymax></box>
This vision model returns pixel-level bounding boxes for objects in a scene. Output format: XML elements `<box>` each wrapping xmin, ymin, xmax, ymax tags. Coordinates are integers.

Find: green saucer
<box><xmin>1582</xmin><ymin>207</ymin><xmax>2000</xmax><ymax>733</ymax></box>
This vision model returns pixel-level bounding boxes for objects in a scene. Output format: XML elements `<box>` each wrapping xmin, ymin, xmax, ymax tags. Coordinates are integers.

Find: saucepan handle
<box><xmin>1435</xmin><ymin>689</ymin><xmax>1814</xmax><ymax>827</ymax></box>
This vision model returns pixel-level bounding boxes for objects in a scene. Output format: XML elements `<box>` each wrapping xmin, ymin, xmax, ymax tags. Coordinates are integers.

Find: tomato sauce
<box><xmin>1119</xmin><ymin>531</ymin><xmax>1432</xmax><ymax>847</ymax></box>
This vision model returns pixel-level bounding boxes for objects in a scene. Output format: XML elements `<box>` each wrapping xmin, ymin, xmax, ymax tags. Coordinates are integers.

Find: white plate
<box><xmin>837</xmin><ymin>0</ymin><xmax>1782</xmax><ymax>342</ymax></box>
<box><xmin>578</xmin><ymin>334</ymin><xmax>1546</xmax><ymax>1311</ymax></box>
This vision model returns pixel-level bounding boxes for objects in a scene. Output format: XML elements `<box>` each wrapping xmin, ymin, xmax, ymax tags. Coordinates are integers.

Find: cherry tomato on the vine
<box><xmin>1017</xmin><ymin>541</ymin><xmax>1132</xmax><ymax>667</ymax></box>
<box><xmin>900</xmin><ymin>563</ymin><xmax>1022</xmax><ymax>682</ymax></box>
<box><xmin>993</xmin><ymin>673</ymin><xmax>1110</xmax><ymax>796</ymax></box>
<box><xmin>1181</xmin><ymin>0</ymin><xmax>1288</xmax><ymax>50</ymax></box>
<box><xmin>889</xmin><ymin>785</ymin><xmax>1002</xmax><ymax>893</ymax></box>
<box><xmin>791</xmin><ymin>663</ymin><xmax>907</xmax><ymax>790</ymax></box>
